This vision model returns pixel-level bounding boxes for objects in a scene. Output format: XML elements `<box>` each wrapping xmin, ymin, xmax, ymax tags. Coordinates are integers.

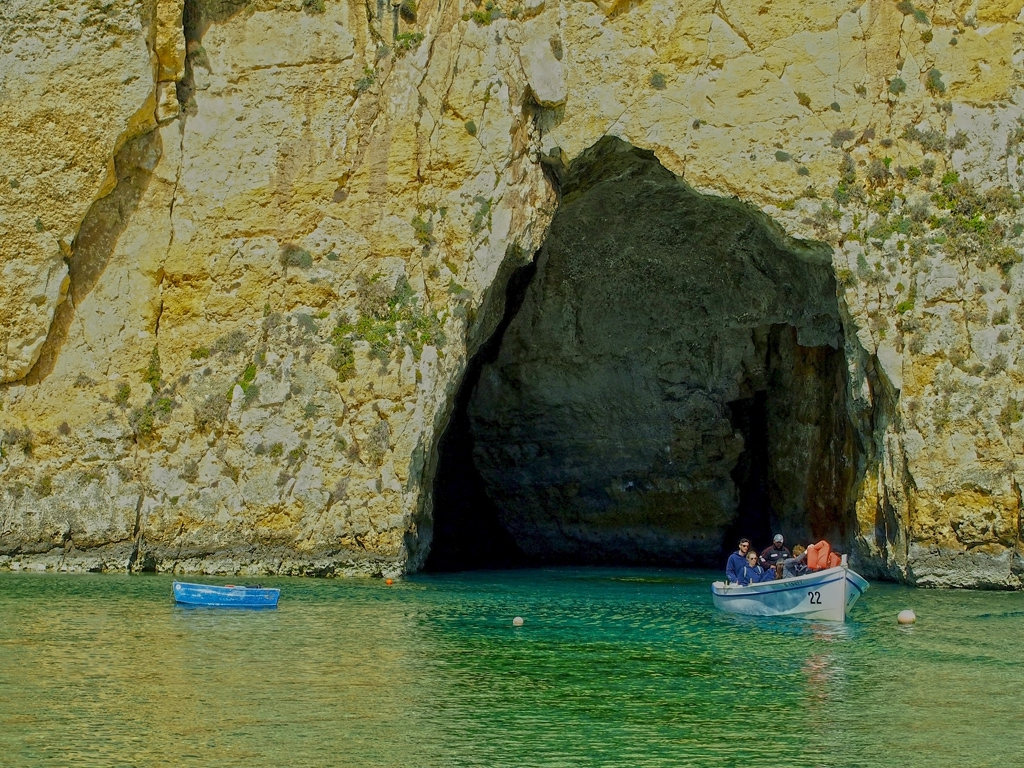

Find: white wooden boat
<box><xmin>711</xmin><ymin>556</ymin><xmax>869</xmax><ymax>622</ymax></box>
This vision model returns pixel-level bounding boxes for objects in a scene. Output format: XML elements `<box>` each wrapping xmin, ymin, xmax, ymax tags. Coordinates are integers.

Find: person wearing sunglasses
<box><xmin>726</xmin><ymin>538</ymin><xmax>751</xmax><ymax>584</ymax></box>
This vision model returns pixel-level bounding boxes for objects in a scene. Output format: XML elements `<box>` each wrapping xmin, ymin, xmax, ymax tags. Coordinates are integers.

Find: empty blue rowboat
<box><xmin>172</xmin><ymin>581</ymin><xmax>280</xmax><ymax>608</ymax></box>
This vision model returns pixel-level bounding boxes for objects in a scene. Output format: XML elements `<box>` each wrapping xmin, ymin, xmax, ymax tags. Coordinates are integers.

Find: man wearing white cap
<box><xmin>759</xmin><ymin>534</ymin><xmax>791</xmax><ymax>569</ymax></box>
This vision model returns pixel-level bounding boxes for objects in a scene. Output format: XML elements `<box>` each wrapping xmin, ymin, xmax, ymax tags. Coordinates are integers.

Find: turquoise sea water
<box><xmin>1</xmin><ymin>568</ymin><xmax>1022</xmax><ymax>767</ymax></box>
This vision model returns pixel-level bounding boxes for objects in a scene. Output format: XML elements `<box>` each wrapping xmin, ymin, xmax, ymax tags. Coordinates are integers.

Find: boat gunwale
<box><xmin>711</xmin><ymin>566</ymin><xmax>868</xmax><ymax>597</ymax></box>
<box><xmin>172</xmin><ymin>580</ymin><xmax>280</xmax><ymax>607</ymax></box>
<box><xmin>172</xmin><ymin>580</ymin><xmax>280</xmax><ymax>594</ymax></box>
<box><xmin>712</xmin><ymin>572</ymin><xmax>846</xmax><ymax>599</ymax></box>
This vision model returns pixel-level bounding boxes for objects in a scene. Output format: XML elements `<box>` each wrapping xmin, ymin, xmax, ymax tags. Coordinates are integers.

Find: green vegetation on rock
<box><xmin>333</xmin><ymin>275</ymin><xmax>447</xmax><ymax>367</ymax></box>
<box><xmin>925</xmin><ymin>68</ymin><xmax>945</xmax><ymax>94</ymax></box>
<box><xmin>395</xmin><ymin>32</ymin><xmax>424</xmax><ymax>56</ymax></box>
<box><xmin>114</xmin><ymin>383</ymin><xmax>131</xmax><ymax>407</ymax></box>
<box><xmin>279</xmin><ymin>243</ymin><xmax>313</xmax><ymax>269</ymax></box>
<box><xmin>412</xmin><ymin>214</ymin><xmax>434</xmax><ymax>245</ymax></box>
<box><xmin>144</xmin><ymin>347</ymin><xmax>161</xmax><ymax>389</ymax></box>
<box><xmin>464</xmin><ymin>1</ymin><xmax>503</xmax><ymax>25</ymax></box>
<box><xmin>355</xmin><ymin>66</ymin><xmax>376</xmax><ymax>93</ymax></box>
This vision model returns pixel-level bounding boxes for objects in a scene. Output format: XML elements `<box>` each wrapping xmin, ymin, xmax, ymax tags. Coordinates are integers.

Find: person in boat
<box><xmin>739</xmin><ymin>550</ymin><xmax>776</xmax><ymax>585</ymax></box>
<box><xmin>759</xmin><ymin>534</ymin><xmax>791</xmax><ymax>570</ymax></box>
<box><xmin>781</xmin><ymin>544</ymin><xmax>808</xmax><ymax>579</ymax></box>
<box><xmin>726</xmin><ymin>538</ymin><xmax>751</xmax><ymax>584</ymax></box>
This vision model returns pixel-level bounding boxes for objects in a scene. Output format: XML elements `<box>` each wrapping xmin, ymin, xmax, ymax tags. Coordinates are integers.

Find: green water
<box><xmin>1</xmin><ymin>569</ymin><xmax>1022</xmax><ymax>767</ymax></box>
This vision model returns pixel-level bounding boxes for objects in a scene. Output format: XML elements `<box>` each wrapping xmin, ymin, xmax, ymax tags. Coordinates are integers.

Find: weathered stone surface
<box><xmin>519</xmin><ymin>23</ymin><xmax>566</xmax><ymax>107</ymax></box>
<box><xmin>0</xmin><ymin>0</ymin><xmax>157</xmax><ymax>383</ymax></box>
<box><xmin>2</xmin><ymin>0</ymin><xmax>1024</xmax><ymax>587</ymax></box>
<box><xmin>155</xmin><ymin>0</ymin><xmax>185</xmax><ymax>82</ymax></box>
<box><xmin>155</xmin><ymin>81</ymin><xmax>181</xmax><ymax>123</ymax></box>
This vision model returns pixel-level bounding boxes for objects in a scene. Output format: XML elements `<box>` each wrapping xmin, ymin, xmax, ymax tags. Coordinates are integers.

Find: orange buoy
<box><xmin>385</xmin><ymin>578</ymin><xmax>393</xmax><ymax>585</ymax></box>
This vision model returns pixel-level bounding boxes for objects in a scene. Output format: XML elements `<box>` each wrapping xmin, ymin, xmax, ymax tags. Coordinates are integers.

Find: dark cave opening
<box><xmin>721</xmin><ymin>323</ymin><xmax>856</xmax><ymax>557</ymax></box>
<box><xmin>726</xmin><ymin>389</ymin><xmax>772</xmax><ymax>553</ymax></box>
<box><xmin>427</xmin><ymin>137</ymin><xmax>862</xmax><ymax>572</ymax></box>
<box><xmin>424</xmin><ymin>262</ymin><xmax>536</xmax><ymax>572</ymax></box>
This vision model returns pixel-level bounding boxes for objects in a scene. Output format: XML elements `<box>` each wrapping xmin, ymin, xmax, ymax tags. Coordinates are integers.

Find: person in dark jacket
<box><xmin>738</xmin><ymin>550</ymin><xmax>769</xmax><ymax>585</ymax></box>
<box><xmin>759</xmin><ymin>534</ymin><xmax>791</xmax><ymax>569</ymax></box>
<box><xmin>726</xmin><ymin>538</ymin><xmax>751</xmax><ymax>583</ymax></box>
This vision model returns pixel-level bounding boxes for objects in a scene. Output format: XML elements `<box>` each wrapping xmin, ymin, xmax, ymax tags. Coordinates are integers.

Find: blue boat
<box><xmin>172</xmin><ymin>581</ymin><xmax>280</xmax><ymax>608</ymax></box>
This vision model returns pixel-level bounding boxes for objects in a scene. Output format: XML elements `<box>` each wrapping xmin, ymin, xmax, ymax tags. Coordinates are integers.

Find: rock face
<box><xmin>2</xmin><ymin>0</ymin><xmax>1024</xmax><ymax>587</ymax></box>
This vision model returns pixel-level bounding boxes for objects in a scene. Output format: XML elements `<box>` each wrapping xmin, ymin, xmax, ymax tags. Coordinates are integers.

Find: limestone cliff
<box><xmin>2</xmin><ymin>0</ymin><xmax>1023</xmax><ymax>588</ymax></box>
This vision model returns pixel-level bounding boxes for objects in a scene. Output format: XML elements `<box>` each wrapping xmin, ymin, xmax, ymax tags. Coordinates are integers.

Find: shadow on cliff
<box><xmin>26</xmin><ymin>0</ymin><xmax>253</xmax><ymax>385</ymax></box>
<box><xmin>177</xmin><ymin>0</ymin><xmax>252</xmax><ymax>115</ymax></box>
<box><xmin>25</xmin><ymin>131</ymin><xmax>161</xmax><ymax>385</ymax></box>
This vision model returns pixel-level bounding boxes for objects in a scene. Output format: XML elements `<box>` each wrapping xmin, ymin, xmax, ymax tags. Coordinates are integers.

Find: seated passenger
<box><xmin>738</xmin><ymin>550</ymin><xmax>767</xmax><ymax>585</ymax></box>
<box><xmin>782</xmin><ymin>544</ymin><xmax>808</xmax><ymax>578</ymax></box>
<box><xmin>759</xmin><ymin>534</ymin><xmax>791</xmax><ymax>569</ymax></box>
<box><xmin>726</xmin><ymin>538</ymin><xmax>751</xmax><ymax>584</ymax></box>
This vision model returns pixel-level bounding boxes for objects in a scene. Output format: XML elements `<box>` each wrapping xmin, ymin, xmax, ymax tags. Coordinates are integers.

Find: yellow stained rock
<box><xmin>2</xmin><ymin>0</ymin><xmax>1024</xmax><ymax>584</ymax></box>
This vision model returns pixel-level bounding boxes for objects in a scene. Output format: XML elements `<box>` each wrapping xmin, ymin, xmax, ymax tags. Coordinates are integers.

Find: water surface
<box><xmin>1</xmin><ymin>569</ymin><xmax>1021</xmax><ymax>767</ymax></box>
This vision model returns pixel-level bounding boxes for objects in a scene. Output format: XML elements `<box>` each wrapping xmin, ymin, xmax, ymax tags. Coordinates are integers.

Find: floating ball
<box><xmin>897</xmin><ymin>609</ymin><xmax>916</xmax><ymax>625</ymax></box>
<box><xmin>384</xmin><ymin>578</ymin><xmax>393</xmax><ymax>585</ymax></box>
<box><xmin>512</xmin><ymin>616</ymin><xmax>524</xmax><ymax>627</ymax></box>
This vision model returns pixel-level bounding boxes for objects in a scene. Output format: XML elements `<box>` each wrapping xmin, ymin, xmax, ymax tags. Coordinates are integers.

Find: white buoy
<box><xmin>512</xmin><ymin>616</ymin><xmax>524</xmax><ymax>627</ymax></box>
<box><xmin>897</xmin><ymin>609</ymin><xmax>917</xmax><ymax>625</ymax></box>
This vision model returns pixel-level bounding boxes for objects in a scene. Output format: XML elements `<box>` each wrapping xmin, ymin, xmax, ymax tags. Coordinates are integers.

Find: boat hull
<box><xmin>711</xmin><ymin>565</ymin><xmax>868</xmax><ymax>622</ymax></box>
<box><xmin>172</xmin><ymin>581</ymin><xmax>280</xmax><ymax>608</ymax></box>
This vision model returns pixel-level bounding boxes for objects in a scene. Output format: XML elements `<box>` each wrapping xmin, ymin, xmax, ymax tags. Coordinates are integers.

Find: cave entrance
<box><xmin>723</xmin><ymin>324</ymin><xmax>857</xmax><ymax>557</ymax></box>
<box><xmin>424</xmin><ymin>263</ymin><xmax>535</xmax><ymax>572</ymax></box>
<box><xmin>426</xmin><ymin>138</ymin><xmax>860</xmax><ymax>571</ymax></box>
